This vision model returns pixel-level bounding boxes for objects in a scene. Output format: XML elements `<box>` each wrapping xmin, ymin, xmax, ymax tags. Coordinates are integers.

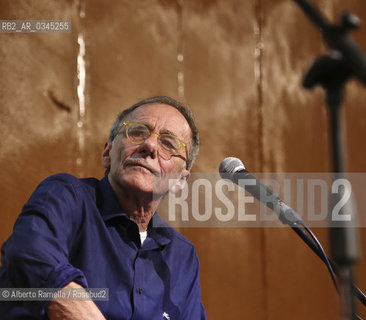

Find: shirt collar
<box><xmin>97</xmin><ymin>175</ymin><xmax>172</xmax><ymax>247</ymax></box>
<box><xmin>148</xmin><ymin>213</ymin><xmax>172</xmax><ymax>247</ymax></box>
<box><xmin>97</xmin><ymin>175</ymin><xmax>127</xmax><ymax>221</ymax></box>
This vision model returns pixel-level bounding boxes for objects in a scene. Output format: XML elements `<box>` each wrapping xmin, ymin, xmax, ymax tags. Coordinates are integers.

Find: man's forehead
<box><xmin>128</xmin><ymin>103</ymin><xmax>180</xmax><ymax>116</ymax></box>
<box><xmin>126</xmin><ymin>104</ymin><xmax>188</xmax><ymax>126</ymax></box>
<box><xmin>125</xmin><ymin>103</ymin><xmax>191</xmax><ymax>143</ymax></box>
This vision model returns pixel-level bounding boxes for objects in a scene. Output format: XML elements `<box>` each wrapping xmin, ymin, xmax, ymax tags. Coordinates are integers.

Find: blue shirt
<box><xmin>0</xmin><ymin>174</ymin><xmax>207</xmax><ymax>319</ymax></box>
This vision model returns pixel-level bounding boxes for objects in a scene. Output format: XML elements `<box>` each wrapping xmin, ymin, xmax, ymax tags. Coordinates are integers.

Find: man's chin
<box><xmin>112</xmin><ymin>170</ymin><xmax>170</xmax><ymax>198</ymax></box>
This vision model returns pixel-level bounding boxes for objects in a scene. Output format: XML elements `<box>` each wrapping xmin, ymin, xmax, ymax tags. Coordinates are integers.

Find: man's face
<box><xmin>102</xmin><ymin>103</ymin><xmax>191</xmax><ymax>197</ymax></box>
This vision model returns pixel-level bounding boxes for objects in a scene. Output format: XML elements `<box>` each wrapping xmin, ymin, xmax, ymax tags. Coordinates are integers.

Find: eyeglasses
<box><xmin>112</xmin><ymin>121</ymin><xmax>188</xmax><ymax>161</ymax></box>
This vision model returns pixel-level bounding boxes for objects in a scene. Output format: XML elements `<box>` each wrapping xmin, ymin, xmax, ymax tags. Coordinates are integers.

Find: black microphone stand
<box><xmin>292</xmin><ymin>0</ymin><xmax>364</xmax><ymax>319</ymax></box>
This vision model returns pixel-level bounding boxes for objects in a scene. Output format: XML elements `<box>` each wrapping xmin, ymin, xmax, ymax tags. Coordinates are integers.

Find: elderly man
<box><xmin>0</xmin><ymin>96</ymin><xmax>207</xmax><ymax>319</ymax></box>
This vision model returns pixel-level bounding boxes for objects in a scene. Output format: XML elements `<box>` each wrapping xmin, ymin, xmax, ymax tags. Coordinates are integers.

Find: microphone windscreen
<box><xmin>219</xmin><ymin>157</ymin><xmax>245</xmax><ymax>177</ymax></box>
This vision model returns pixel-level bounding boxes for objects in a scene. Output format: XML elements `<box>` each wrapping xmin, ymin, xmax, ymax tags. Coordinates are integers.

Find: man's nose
<box><xmin>136</xmin><ymin>133</ymin><xmax>159</xmax><ymax>158</ymax></box>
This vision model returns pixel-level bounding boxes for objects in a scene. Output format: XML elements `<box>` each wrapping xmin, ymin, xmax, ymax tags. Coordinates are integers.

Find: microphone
<box><xmin>219</xmin><ymin>157</ymin><xmax>303</xmax><ymax>226</ymax></box>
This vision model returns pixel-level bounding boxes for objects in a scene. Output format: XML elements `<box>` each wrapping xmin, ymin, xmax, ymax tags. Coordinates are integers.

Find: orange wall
<box><xmin>1</xmin><ymin>1</ymin><xmax>366</xmax><ymax>319</ymax></box>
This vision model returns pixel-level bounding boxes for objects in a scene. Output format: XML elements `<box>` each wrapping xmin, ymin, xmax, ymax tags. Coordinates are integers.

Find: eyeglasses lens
<box><xmin>126</xmin><ymin>123</ymin><xmax>184</xmax><ymax>159</ymax></box>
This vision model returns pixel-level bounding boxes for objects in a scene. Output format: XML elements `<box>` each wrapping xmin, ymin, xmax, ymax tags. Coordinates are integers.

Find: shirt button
<box><xmin>138</xmin><ymin>288</ymin><xmax>143</xmax><ymax>294</ymax></box>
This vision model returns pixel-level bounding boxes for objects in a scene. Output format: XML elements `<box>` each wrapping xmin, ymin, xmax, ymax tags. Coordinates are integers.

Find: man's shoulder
<box><xmin>27</xmin><ymin>173</ymin><xmax>100</xmax><ymax>208</ymax></box>
<box><xmin>169</xmin><ymin>228</ymin><xmax>194</xmax><ymax>247</ymax></box>
<box><xmin>160</xmin><ymin>227</ymin><xmax>201</xmax><ymax>271</ymax></box>
<box><xmin>163</xmin><ymin>225</ymin><xmax>198</xmax><ymax>256</ymax></box>
<box><xmin>39</xmin><ymin>173</ymin><xmax>99</xmax><ymax>192</ymax></box>
<box><xmin>153</xmin><ymin>214</ymin><xmax>196</xmax><ymax>250</ymax></box>
<box><xmin>22</xmin><ymin>174</ymin><xmax>102</xmax><ymax>226</ymax></box>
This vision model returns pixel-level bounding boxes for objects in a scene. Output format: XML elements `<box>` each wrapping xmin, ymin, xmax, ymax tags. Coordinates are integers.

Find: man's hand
<box><xmin>47</xmin><ymin>281</ymin><xmax>106</xmax><ymax>320</ymax></box>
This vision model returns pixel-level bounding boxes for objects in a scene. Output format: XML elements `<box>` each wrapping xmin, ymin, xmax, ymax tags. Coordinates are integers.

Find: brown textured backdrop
<box><xmin>1</xmin><ymin>0</ymin><xmax>366</xmax><ymax>319</ymax></box>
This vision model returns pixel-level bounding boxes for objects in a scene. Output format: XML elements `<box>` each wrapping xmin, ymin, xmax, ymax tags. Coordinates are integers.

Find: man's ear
<box><xmin>101</xmin><ymin>142</ymin><xmax>112</xmax><ymax>169</ymax></box>
<box><xmin>170</xmin><ymin>170</ymin><xmax>190</xmax><ymax>194</ymax></box>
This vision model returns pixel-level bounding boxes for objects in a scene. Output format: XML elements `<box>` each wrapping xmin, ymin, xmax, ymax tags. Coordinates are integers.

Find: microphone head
<box><xmin>219</xmin><ymin>157</ymin><xmax>246</xmax><ymax>178</ymax></box>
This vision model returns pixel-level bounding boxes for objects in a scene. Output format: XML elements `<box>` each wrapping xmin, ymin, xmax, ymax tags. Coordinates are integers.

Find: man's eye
<box><xmin>129</xmin><ymin>127</ymin><xmax>149</xmax><ymax>139</ymax></box>
<box><xmin>160</xmin><ymin>136</ymin><xmax>179</xmax><ymax>151</ymax></box>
